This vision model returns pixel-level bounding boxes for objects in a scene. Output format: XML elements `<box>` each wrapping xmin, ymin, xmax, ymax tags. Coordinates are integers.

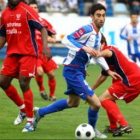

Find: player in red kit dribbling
<box><xmin>0</xmin><ymin>0</ymin><xmax>51</xmax><ymax>132</ymax></box>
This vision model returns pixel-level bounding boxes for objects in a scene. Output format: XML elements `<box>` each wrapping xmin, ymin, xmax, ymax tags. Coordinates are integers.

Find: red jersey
<box><xmin>35</xmin><ymin>18</ymin><xmax>56</xmax><ymax>56</ymax></box>
<box><xmin>0</xmin><ymin>2</ymin><xmax>46</xmax><ymax>57</ymax></box>
<box><xmin>102</xmin><ymin>46</ymin><xmax>140</xmax><ymax>87</ymax></box>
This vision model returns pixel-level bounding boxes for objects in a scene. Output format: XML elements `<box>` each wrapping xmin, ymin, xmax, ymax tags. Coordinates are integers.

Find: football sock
<box><xmin>48</xmin><ymin>78</ymin><xmax>56</xmax><ymax>97</ymax></box>
<box><xmin>101</xmin><ymin>99</ymin><xmax>129</xmax><ymax>127</ymax></box>
<box><xmin>5</xmin><ymin>85</ymin><xmax>26</xmax><ymax>113</ymax></box>
<box><xmin>106</xmin><ymin>110</ymin><xmax>117</xmax><ymax>129</ymax></box>
<box><xmin>23</xmin><ymin>89</ymin><xmax>33</xmax><ymax>120</ymax></box>
<box><xmin>88</xmin><ymin>107</ymin><xmax>99</xmax><ymax>129</ymax></box>
<box><xmin>39</xmin><ymin>99</ymin><xmax>69</xmax><ymax>117</ymax></box>
<box><xmin>35</xmin><ymin>76</ymin><xmax>45</xmax><ymax>92</ymax></box>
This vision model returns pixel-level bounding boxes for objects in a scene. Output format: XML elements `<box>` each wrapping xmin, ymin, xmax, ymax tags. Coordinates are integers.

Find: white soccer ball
<box><xmin>75</xmin><ymin>123</ymin><xmax>95</xmax><ymax>140</ymax></box>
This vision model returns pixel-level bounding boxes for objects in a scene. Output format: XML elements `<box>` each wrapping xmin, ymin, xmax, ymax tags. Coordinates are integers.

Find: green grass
<box><xmin>0</xmin><ymin>61</ymin><xmax>140</xmax><ymax>139</ymax></box>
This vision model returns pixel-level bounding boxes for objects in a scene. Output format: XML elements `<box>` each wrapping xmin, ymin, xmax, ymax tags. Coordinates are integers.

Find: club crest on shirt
<box><xmin>16</xmin><ymin>14</ymin><xmax>21</xmax><ymax>20</ymax></box>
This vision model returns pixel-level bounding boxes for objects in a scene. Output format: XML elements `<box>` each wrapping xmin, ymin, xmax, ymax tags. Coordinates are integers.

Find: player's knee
<box><xmin>37</xmin><ymin>71</ymin><xmax>43</xmax><ymax>77</ymax></box>
<box><xmin>47</xmin><ymin>72</ymin><xmax>55</xmax><ymax>79</ymax></box>
<box><xmin>0</xmin><ymin>79</ymin><xmax>11</xmax><ymax>89</ymax></box>
<box><xmin>68</xmin><ymin>100</ymin><xmax>80</xmax><ymax>108</ymax></box>
<box><xmin>19</xmin><ymin>80</ymin><xmax>29</xmax><ymax>92</ymax></box>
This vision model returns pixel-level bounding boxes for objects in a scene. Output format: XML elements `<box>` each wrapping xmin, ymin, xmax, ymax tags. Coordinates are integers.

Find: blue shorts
<box><xmin>63</xmin><ymin>66</ymin><xmax>94</xmax><ymax>100</ymax></box>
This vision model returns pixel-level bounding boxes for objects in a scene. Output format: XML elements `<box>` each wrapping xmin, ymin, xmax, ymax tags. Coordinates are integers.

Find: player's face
<box><xmin>29</xmin><ymin>4</ymin><xmax>39</xmax><ymax>13</ymax></box>
<box><xmin>131</xmin><ymin>15</ymin><xmax>138</xmax><ymax>24</ymax></box>
<box><xmin>91</xmin><ymin>10</ymin><xmax>106</xmax><ymax>31</ymax></box>
<box><xmin>8</xmin><ymin>0</ymin><xmax>20</xmax><ymax>5</ymax></box>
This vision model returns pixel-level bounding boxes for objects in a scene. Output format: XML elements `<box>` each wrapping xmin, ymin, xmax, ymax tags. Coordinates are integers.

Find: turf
<box><xmin>0</xmin><ymin>62</ymin><xmax>140</xmax><ymax>139</ymax></box>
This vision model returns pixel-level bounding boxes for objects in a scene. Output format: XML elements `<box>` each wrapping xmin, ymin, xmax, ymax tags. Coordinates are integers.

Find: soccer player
<box><xmin>0</xmin><ymin>0</ymin><xmax>51</xmax><ymax>132</ymax></box>
<box><xmin>92</xmin><ymin>34</ymin><xmax>140</xmax><ymax>137</ymax></box>
<box><xmin>33</xmin><ymin>3</ymin><xmax>121</xmax><ymax>138</ymax></box>
<box><xmin>29</xmin><ymin>1</ymin><xmax>58</xmax><ymax>101</ymax></box>
<box><xmin>120</xmin><ymin>12</ymin><xmax>140</xmax><ymax>63</ymax></box>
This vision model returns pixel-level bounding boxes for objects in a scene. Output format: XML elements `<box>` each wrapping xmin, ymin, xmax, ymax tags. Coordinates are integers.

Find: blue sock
<box><xmin>88</xmin><ymin>107</ymin><xmax>99</xmax><ymax>129</ymax></box>
<box><xmin>39</xmin><ymin>99</ymin><xmax>69</xmax><ymax>117</ymax></box>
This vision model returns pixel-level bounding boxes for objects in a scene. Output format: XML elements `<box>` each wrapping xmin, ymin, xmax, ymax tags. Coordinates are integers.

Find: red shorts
<box><xmin>1</xmin><ymin>55</ymin><xmax>37</xmax><ymax>78</ymax></box>
<box><xmin>37</xmin><ymin>56</ymin><xmax>59</xmax><ymax>73</ymax></box>
<box><xmin>108</xmin><ymin>80</ymin><xmax>140</xmax><ymax>103</ymax></box>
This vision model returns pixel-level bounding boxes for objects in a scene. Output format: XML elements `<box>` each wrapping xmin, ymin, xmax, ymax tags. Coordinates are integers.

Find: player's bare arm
<box><xmin>82</xmin><ymin>46</ymin><xmax>98</xmax><ymax>57</ymax></box>
<box><xmin>92</xmin><ymin>74</ymin><xmax>107</xmax><ymax>90</ymax></box>
<box><xmin>0</xmin><ymin>36</ymin><xmax>6</xmax><ymax>49</ymax></box>
<box><xmin>98</xmin><ymin>49</ymin><xmax>113</xmax><ymax>58</ymax></box>
<box><xmin>40</xmin><ymin>27</ymin><xmax>52</xmax><ymax>60</ymax></box>
<box><xmin>106</xmin><ymin>69</ymin><xmax>122</xmax><ymax>80</ymax></box>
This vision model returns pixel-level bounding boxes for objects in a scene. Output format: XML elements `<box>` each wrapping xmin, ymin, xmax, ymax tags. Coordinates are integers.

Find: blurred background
<box><xmin>0</xmin><ymin>0</ymin><xmax>140</xmax><ymax>64</ymax></box>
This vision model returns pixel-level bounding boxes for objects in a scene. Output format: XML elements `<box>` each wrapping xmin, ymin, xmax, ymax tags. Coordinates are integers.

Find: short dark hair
<box><xmin>89</xmin><ymin>3</ymin><xmax>106</xmax><ymax>15</ymax></box>
<box><xmin>28</xmin><ymin>0</ymin><xmax>38</xmax><ymax>5</ymax></box>
<box><xmin>101</xmin><ymin>33</ymin><xmax>107</xmax><ymax>45</ymax></box>
<box><xmin>130</xmin><ymin>12</ymin><xmax>139</xmax><ymax>16</ymax></box>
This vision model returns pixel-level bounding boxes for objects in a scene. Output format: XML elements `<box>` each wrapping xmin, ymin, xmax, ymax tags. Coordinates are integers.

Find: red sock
<box><xmin>106</xmin><ymin>110</ymin><xmax>117</xmax><ymax>129</ymax></box>
<box><xmin>48</xmin><ymin>78</ymin><xmax>56</xmax><ymax>97</ymax></box>
<box><xmin>101</xmin><ymin>99</ymin><xmax>129</xmax><ymax>127</ymax></box>
<box><xmin>5</xmin><ymin>85</ymin><xmax>26</xmax><ymax>113</ymax></box>
<box><xmin>23</xmin><ymin>89</ymin><xmax>33</xmax><ymax>122</ymax></box>
<box><xmin>35</xmin><ymin>76</ymin><xmax>45</xmax><ymax>92</ymax></box>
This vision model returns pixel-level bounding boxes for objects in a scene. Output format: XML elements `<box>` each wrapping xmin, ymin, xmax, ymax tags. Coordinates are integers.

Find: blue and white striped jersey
<box><xmin>62</xmin><ymin>23</ymin><xmax>109</xmax><ymax>70</ymax></box>
<box><xmin>120</xmin><ymin>23</ymin><xmax>140</xmax><ymax>55</ymax></box>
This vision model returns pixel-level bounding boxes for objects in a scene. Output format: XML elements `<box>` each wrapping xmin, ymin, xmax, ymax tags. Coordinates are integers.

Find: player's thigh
<box><xmin>37</xmin><ymin>66</ymin><xmax>44</xmax><ymax>76</ymax></box>
<box><xmin>99</xmin><ymin>89</ymin><xmax>116</xmax><ymax>102</ymax></box>
<box><xmin>19</xmin><ymin>56</ymin><xmax>37</xmax><ymax>78</ymax></box>
<box><xmin>86</xmin><ymin>94</ymin><xmax>101</xmax><ymax>110</ymax></box>
<box><xmin>64</xmin><ymin>69</ymin><xmax>93</xmax><ymax>100</ymax></box>
<box><xmin>67</xmin><ymin>94</ymin><xmax>81</xmax><ymax>107</ymax></box>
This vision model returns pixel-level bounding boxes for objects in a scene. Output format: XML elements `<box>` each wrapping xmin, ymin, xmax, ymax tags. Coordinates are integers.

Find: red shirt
<box><xmin>102</xmin><ymin>46</ymin><xmax>140</xmax><ymax>87</ymax></box>
<box><xmin>35</xmin><ymin>18</ymin><xmax>56</xmax><ymax>57</ymax></box>
<box><xmin>0</xmin><ymin>2</ymin><xmax>46</xmax><ymax>57</ymax></box>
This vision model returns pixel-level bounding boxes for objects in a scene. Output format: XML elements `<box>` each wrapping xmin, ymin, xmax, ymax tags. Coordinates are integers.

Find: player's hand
<box><xmin>48</xmin><ymin>37</ymin><xmax>56</xmax><ymax>44</ymax></box>
<box><xmin>127</xmin><ymin>36</ymin><xmax>132</xmax><ymax>41</ymax></box>
<box><xmin>43</xmin><ymin>50</ymin><xmax>52</xmax><ymax>61</ymax></box>
<box><xmin>107</xmin><ymin>70</ymin><xmax>122</xmax><ymax>80</ymax></box>
<box><xmin>82</xmin><ymin>46</ymin><xmax>98</xmax><ymax>57</ymax></box>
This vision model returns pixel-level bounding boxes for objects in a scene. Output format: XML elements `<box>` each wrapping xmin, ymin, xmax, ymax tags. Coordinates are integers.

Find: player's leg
<box><xmin>43</xmin><ymin>58</ymin><xmax>58</xmax><ymax>101</ymax></box>
<box><xmin>46</xmin><ymin>70</ymin><xmax>57</xmax><ymax>101</ymax></box>
<box><xmin>35</xmin><ymin>66</ymin><xmax>48</xmax><ymax>100</ymax></box>
<box><xmin>100</xmin><ymin>90</ymin><xmax>132</xmax><ymax>136</ymax></box>
<box><xmin>19</xmin><ymin>56</ymin><xmax>37</xmax><ymax>132</ymax></box>
<box><xmin>33</xmin><ymin>94</ymin><xmax>80</xmax><ymax>129</ymax></box>
<box><xmin>19</xmin><ymin>75</ymin><xmax>34</xmax><ymax>132</ymax></box>
<box><xmin>0</xmin><ymin>56</ymin><xmax>26</xmax><ymax>125</ymax></box>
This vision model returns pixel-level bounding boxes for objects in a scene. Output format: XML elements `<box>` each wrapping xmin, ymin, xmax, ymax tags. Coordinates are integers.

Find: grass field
<box><xmin>0</xmin><ymin>61</ymin><xmax>140</xmax><ymax>140</ymax></box>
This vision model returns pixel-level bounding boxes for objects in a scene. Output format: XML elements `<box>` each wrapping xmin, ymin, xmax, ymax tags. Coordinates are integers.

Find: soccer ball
<box><xmin>75</xmin><ymin>123</ymin><xmax>95</xmax><ymax>140</ymax></box>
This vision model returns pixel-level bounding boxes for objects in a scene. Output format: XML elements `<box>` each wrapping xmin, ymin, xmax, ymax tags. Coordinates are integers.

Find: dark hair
<box><xmin>101</xmin><ymin>33</ymin><xmax>107</xmax><ymax>45</ymax></box>
<box><xmin>28</xmin><ymin>0</ymin><xmax>38</xmax><ymax>5</ymax></box>
<box><xmin>89</xmin><ymin>3</ymin><xmax>106</xmax><ymax>15</ymax></box>
<box><xmin>130</xmin><ymin>12</ymin><xmax>139</xmax><ymax>16</ymax></box>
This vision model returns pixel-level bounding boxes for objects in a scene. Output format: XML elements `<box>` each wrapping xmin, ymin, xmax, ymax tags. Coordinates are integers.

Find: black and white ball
<box><xmin>75</xmin><ymin>123</ymin><xmax>95</xmax><ymax>140</ymax></box>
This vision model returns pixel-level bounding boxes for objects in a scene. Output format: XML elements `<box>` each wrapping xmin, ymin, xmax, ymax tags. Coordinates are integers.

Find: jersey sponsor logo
<box><xmin>7</xmin><ymin>22</ymin><xmax>22</xmax><ymax>27</ymax></box>
<box><xmin>73</xmin><ymin>28</ymin><xmax>85</xmax><ymax>39</ymax></box>
<box><xmin>7</xmin><ymin>29</ymin><xmax>17</xmax><ymax>34</ymax></box>
<box><xmin>16</xmin><ymin>14</ymin><xmax>21</xmax><ymax>20</ymax></box>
